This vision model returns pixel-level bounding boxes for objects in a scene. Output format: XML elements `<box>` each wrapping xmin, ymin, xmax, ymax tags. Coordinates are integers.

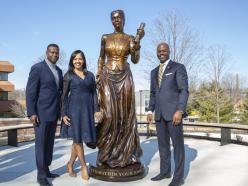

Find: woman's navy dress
<box><xmin>61</xmin><ymin>71</ymin><xmax>99</xmax><ymax>144</ymax></box>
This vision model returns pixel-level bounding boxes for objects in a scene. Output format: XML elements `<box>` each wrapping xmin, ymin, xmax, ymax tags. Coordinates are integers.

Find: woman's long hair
<box><xmin>68</xmin><ymin>50</ymin><xmax>87</xmax><ymax>75</ymax></box>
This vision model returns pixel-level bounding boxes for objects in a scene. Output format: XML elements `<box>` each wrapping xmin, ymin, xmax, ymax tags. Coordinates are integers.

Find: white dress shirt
<box><xmin>45</xmin><ymin>58</ymin><xmax>59</xmax><ymax>88</ymax></box>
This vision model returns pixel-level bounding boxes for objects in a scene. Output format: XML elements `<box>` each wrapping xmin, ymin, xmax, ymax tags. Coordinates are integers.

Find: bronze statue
<box><xmin>90</xmin><ymin>10</ymin><xmax>146</xmax><ymax>181</ymax></box>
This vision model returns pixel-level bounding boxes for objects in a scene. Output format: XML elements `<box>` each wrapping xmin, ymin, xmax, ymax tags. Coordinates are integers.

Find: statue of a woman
<box><xmin>96</xmin><ymin>10</ymin><xmax>145</xmax><ymax>168</ymax></box>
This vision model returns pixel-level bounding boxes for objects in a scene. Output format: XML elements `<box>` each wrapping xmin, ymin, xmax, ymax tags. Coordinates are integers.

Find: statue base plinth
<box><xmin>89</xmin><ymin>163</ymin><xmax>147</xmax><ymax>182</ymax></box>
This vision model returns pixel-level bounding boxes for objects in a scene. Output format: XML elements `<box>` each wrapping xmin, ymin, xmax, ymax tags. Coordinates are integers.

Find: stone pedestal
<box><xmin>89</xmin><ymin>163</ymin><xmax>147</xmax><ymax>182</ymax></box>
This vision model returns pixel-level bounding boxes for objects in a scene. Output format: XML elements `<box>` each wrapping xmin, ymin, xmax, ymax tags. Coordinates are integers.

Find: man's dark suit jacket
<box><xmin>26</xmin><ymin>60</ymin><xmax>63</xmax><ymax>122</ymax></box>
<box><xmin>148</xmin><ymin>60</ymin><xmax>189</xmax><ymax>121</ymax></box>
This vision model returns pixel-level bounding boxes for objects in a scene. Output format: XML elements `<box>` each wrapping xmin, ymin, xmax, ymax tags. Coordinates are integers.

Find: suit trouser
<box><xmin>34</xmin><ymin>120</ymin><xmax>57</xmax><ymax>179</ymax></box>
<box><xmin>156</xmin><ymin>117</ymin><xmax>185</xmax><ymax>181</ymax></box>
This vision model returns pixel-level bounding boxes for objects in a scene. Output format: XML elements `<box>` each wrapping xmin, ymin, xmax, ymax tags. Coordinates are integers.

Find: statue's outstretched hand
<box><xmin>137</xmin><ymin>28</ymin><xmax>145</xmax><ymax>40</ymax></box>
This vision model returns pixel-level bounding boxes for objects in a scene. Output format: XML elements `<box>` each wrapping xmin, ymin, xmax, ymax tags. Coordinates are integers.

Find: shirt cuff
<box><xmin>178</xmin><ymin>110</ymin><xmax>184</xmax><ymax>114</ymax></box>
<box><xmin>147</xmin><ymin>111</ymin><xmax>153</xmax><ymax>115</ymax></box>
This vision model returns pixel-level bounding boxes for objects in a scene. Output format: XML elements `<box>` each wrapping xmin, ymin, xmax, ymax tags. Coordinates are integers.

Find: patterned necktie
<box><xmin>158</xmin><ymin>63</ymin><xmax>165</xmax><ymax>88</ymax></box>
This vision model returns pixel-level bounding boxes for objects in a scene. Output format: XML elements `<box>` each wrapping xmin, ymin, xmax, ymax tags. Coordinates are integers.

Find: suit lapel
<box><xmin>159</xmin><ymin>60</ymin><xmax>173</xmax><ymax>90</ymax></box>
<box><xmin>164</xmin><ymin>60</ymin><xmax>173</xmax><ymax>75</ymax></box>
<box><xmin>43</xmin><ymin>60</ymin><xmax>58</xmax><ymax>89</ymax></box>
<box><xmin>56</xmin><ymin>66</ymin><xmax>63</xmax><ymax>91</ymax></box>
<box><xmin>154</xmin><ymin>66</ymin><xmax>160</xmax><ymax>89</ymax></box>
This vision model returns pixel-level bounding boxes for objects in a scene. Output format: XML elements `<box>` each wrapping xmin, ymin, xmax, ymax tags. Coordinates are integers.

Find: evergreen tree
<box><xmin>241</xmin><ymin>93</ymin><xmax>248</xmax><ymax>124</ymax></box>
<box><xmin>191</xmin><ymin>82</ymin><xmax>216</xmax><ymax>122</ymax></box>
<box><xmin>218</xmin><ymin>88</ymin><xmax>233</xmax><ymax>123</ymax></box>
<box><xmin>192</xmin><ymin>81</ymin><xmax>233</xmax><ymax>123</ymax></box>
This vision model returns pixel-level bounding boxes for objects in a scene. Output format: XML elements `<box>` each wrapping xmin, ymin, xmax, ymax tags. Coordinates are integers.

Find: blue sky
<box><xmin>0</xmin><ymin>0</ymin><xmax>248</xmax><ymax>90</ymax></box>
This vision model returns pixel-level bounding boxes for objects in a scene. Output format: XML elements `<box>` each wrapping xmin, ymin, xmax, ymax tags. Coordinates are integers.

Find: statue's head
<box><xmin>111</xmin><ymin>10</ymin><xmax>125</xmax><ymax>31</ymax></box>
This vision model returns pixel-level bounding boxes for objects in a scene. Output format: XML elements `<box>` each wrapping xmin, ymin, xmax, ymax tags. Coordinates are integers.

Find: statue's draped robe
<box><xmin>96</xmin><ymin>33</ymin><xmax>142</xmax><ymax>168</ymax></box>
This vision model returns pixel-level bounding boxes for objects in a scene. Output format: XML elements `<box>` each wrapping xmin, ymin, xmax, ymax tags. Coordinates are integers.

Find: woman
<box><xmin>61</xmin><ymin>50</ymin><xmax>101</xmax><ymax>180</ymax></box>
<box><xmin>96</xmin><ymin>10</ymin><xmax>145</xmax><ymax>168</ymax></box>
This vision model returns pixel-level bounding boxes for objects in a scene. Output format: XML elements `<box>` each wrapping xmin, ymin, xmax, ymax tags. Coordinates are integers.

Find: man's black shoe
<box><xmin>168</xmin><ymin>179</ymin><xmax>184</xmax><ymax>186</ymax></box>
<box><xmin>37</xmin><ymin>178</ymin><xmax>52</xmax><ymax>186</ymax></box>
<box><xmin>151</xmin><ymin>173</ymin><xmax>172</xmax><ymax>181</ymax></box>
<box><xmin>47</xmin><ymin>173</ymin><xmax>60</xmax><ymax>178</ymax></box>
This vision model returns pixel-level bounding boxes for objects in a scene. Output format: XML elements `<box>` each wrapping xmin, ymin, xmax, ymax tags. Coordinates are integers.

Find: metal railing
<box><xmin>137</xmin><ymin>121</ymin><xmax>248</xmax><ymax>146</ymax></box>
<box><xmin>1</xmin><ymin>118</ymin><xmax>248</xmax><ymax>146</ymax></box>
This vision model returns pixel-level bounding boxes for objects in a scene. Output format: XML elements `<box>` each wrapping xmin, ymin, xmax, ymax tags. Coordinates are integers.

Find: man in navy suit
<box><xmin>147</xmin><ymin>42</ymin><xmax>189</xmax><ymax>186</ymax></box>
<box><xmin>26</xmin><ymin>44</ymin><xmax>63</xmax><ymax>186</ymax></box>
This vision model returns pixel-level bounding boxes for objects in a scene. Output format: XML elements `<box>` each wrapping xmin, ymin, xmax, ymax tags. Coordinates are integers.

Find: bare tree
<box><xmin>86</xmin><ymin>57</ymin><xmax>98</xmax><ymax>75</ymax></box>
<box><xmin>143</xmin><ymin>10</ymin><xmax>204</xmax><ymax>84</ymax></box>
<box><xmin>205</xmin><ymin>45</ymin><xmax>232</xmax><ymax>123</ymax></box>
<box><xmin>57</xmin><ymin>50</ymin><xmax>68</xmax><ymax>72</ymax></box>
<box><xmin>9</xmin><ymin>101</ymin><xmax>26</xmax><ymax>118</ymax></box>
<box><xmin>222</xmin><ymin>73</ymin><xmax>244</xmax><ymax>103</ymax></box>
<box><xmin>32</xmin><ymin>50</ymin><xmax>68</xmax><ymax>72</ymax></box>
<box><xmin>8</xmin><ymin>88</ymin><xmax>26</xmax><ymax>101</ymax></box>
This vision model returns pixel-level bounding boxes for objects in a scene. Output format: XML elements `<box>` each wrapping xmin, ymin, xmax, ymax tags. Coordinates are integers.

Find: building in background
<box><xmin>0</xmin><ymin>61</ymin><xmax>15</xmax><ymax>117</ymax></box>
<box><xmin>135</xmin><ymin>90</ymin><xmax>150</xmax><ymax>121</ymax></box>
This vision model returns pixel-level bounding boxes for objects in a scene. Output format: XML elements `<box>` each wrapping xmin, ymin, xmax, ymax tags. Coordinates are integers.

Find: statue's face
<box><xmin>111</xmin><ymin>12</ymin><xmax>124</xmax><ymax>31</ymax></box>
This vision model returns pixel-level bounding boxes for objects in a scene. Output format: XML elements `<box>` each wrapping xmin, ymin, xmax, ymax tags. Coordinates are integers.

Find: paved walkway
<box><xmin>1</xmin><ymin>137</ymin><xmax>248</xmax><ymax>186</ymax></box>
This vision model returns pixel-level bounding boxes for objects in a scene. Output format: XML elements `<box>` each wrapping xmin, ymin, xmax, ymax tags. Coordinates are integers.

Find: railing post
<box><xmin>146</xmin><ymin>123</ymin><xmax>150</xmax><ymax>139</ymax></box>
<box><xmin>8</xmin><ymin>129</ymin><xmax>18</xmax><ymax>147</ymax></box>
<box><xmin>221</xmin><ymin>128</ymin><xmax>231</xmax><ymax>145</ymax></box>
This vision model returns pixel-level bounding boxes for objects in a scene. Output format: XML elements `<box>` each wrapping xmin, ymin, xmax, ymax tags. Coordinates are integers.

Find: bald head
<box><xmin>157</xmin><ymin>42</ymin><xmax>170</xmax><ymax>63</ymax></box>
<box><xmin>157</xmin><ymin>42</ymin><xmax>169</xmax><ymax>50</ymax></box>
